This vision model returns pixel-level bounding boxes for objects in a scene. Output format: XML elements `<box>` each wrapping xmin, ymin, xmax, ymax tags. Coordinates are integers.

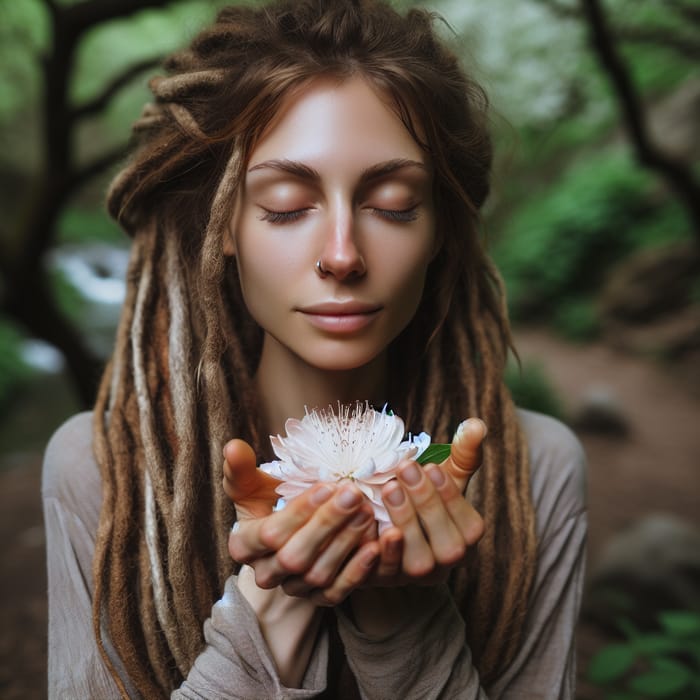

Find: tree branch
<box><xmin>71</xmin><ymin>57</ymin><xmax>163</xmax><ymax>121</ymax></box>
<box><xmin>535</xmin><ymin>0</ymin><xmax>700</xmax><ymax>61</ymax></box>
<box><xmin>580</xmin><ymin>0</ymin><xmax>700</xmax><ymax>240</ymax></box>
<box><xmin>70</xmin><ymin>143</ymin><xmax>132</xmax><ymax>191</ymax></box>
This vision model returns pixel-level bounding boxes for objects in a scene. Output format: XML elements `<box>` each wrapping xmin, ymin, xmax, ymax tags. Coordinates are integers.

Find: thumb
<box><xmin>441</xmin><ymin>418</ymin><xmax>487</xmax><ymax>493</ymax></box>
<box><xmin>222</xmin><ymin>439</ymin><xmax>278</xmax><ymax>503</ymax></box>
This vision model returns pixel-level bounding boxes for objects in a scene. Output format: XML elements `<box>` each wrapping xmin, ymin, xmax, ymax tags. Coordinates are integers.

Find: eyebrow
<box><xmin>246</xmin><ymin>158</ymin><xmax>429</xmax><ymax>183</ymax></box>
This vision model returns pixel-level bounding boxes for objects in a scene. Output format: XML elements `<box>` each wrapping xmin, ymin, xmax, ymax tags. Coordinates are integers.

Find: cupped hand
<box><xmin>369</xmin><ymin>417</ymin><xmax>487</xmax><ymax>585</ymax></box>
<box><xmin>223</xmin><ymin>439</ymin><xmax>380</xmax><ymax>605</ymax></box>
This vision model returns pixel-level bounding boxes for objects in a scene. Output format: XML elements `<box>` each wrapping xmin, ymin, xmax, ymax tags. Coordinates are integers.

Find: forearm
<box><xmin>174</xmin><ymin>574</ymin><xmax>327</xmax><ymax>699</ymax></box>
<box><xmin>237</xmin><ymin>565</ymin><xmax>322</xmax><ymax>688</ymax></box>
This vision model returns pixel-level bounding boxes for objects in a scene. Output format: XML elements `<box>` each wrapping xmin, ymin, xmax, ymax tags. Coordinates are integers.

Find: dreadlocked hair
<box><xmin>92</xmin><ymin>0</ymin><xmax>537</xmax><ymax>695</ymax></box>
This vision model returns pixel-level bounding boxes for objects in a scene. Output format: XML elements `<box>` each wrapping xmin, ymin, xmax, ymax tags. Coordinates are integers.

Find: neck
<box><xmin>255</xmin><ymin>336</ymin><xmax>388</xmax><ymax>437</ymax></box>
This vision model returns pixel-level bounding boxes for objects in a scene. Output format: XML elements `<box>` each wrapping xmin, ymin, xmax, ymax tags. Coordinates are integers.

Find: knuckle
<box><xmin>254</xmin><ymin>569</ymin><xmax>278</xmax><ymax>589</ymax></box>
<box><xmin>466</xmin><ymin>514</ymin><xmax>485</xmax><ymax>545</ymax></box>
<box><xmin>276</xmin><ymin>549</ymin><xmax>307</xmax><ymax>575</ymax></box>
<box><xmin>259</xmin><ymin>519</ymin><xmax>286</xmax><ymax>549</ymax></box>
<box><xmin>305</xmin><ymin>569</ymin><xmax>333</xmax><ymax>589</ymax></box>
<box><xmin>228</xmin><ymin>539</ymin><xmax>249</xmax><ymax>564</ymax></box>
<box><xmin>405</xmin><ymin>554</ymin><xmax>435</xmax><ymax>578</ymax></box>
<box><xmin>435</xmin><ymin>543</ymin><xmax>466</xmax><ymax>567</ymax></box>
<box><xmin>321</xmin><ymin>587</ymin><xmax>344</xmax><ymax>606</ymax></box>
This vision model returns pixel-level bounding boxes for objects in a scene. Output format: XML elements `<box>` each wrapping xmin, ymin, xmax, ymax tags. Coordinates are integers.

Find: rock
<box><xmin>600</xmin><ymin>241</ymin><xmax>700</xmax><ymax>325</ymax></box>
<box><xmin>583</xmin><ymin>514</ymin><xmax>700</xmax><ymax>633</ymax></box>
<box><xmin>570</xmin><ymin>384</ymin><xmax>629</xmax><ymax>436</ymax></box>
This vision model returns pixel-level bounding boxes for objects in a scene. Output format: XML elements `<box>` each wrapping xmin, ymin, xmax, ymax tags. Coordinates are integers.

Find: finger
<box><xmin>396</xmin><ymin>461</ymin><xmax>465</xmax><ymax>567</ymax></box>
<box><xmin>242</xmin><ymin>502</ymin><xmax>367</xmax><ymax>589</ymax></box>
<box><xmin>373</xmin><ymin>526</ymin><xmax>403</xmax><ymax>582</ymax></box>
<box><xmin>221</xmin><ymin>439</ymin><xmax>280</xmax><ymax>512</ymax></box>
<box><xmin>442</xmin><ymin>418</ymin><xmax>487</xmax><ymax>493</ymax></box>
<box><xmin>245</xmin><ymin>553</ymin><xmax>292</xmax><ymax>589</ymax></box>
<box><xmin>424</xmin><ymin>464</ymin><xmax>485</xmax><ymax>547</ymax></box>
<box><xmin>228</xmin><ymin>483</ymin><xmax>335</xmax><ymax>562</ymax></box>
<box><xmin>302</xmin><ymin>507</ymin><xmax>375</xmax><ymax>588</ymax></box>
<box><xmin>382</xmin><ymin>479</ymin><xmax>435</xmax><ymax>577</ymax></box>
<box><xmin>275</xmin><ymin>484</ymin><xmax>365</xmax><ymax>574</ymax></box>
<box><xmin>310</xmin><ymin>542</ymin><xmax>380</xmax><ymax>607</ymax></box>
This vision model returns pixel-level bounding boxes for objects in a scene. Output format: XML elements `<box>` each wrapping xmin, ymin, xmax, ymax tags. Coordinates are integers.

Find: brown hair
<box><xmin>93</xmin><ymin>0</ymin><xmax>537</xmax><ymax>695</ymax></box>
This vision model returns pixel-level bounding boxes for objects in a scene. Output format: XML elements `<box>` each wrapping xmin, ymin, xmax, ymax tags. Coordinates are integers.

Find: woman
<box><xmin>42</xmin><ymin>0</ymin><xmax>586</xmax><ymax>697</ymax></box>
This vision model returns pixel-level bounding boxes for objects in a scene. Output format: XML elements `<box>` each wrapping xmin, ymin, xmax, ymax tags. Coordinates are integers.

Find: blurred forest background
<box><xmin>0</xmin><ymin>0</ymin><xmax>698</xmax><ymax>698</ymax></box>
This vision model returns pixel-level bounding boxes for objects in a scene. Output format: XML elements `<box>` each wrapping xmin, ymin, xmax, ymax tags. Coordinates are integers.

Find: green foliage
<box><xmin>0</xmin><ymin>0</ymin><xmax>48</xmax><ymax>128</ymax></box>
<box><xmin>504</xmin><ymin>361</ymin><xmax>564</xmax><ymax>420</ymax></box>
<box><xmin>492</xmin><ymin>149</ymin><xmax>691</xmax><ymax>328</ymax></box>
<box><xmin>0</xmin><ymin>317</ymin><xmax>35</xmax><ymax>411</ymax></box>
<box><xmin>588</xmin><ymin>610</ymin><xmax>700</xmax><ymax>699</ymax></box>
<box><xmin>48</xmin><ymin>267</ymin><xmax>87</xmax><ymax>325</ymax></box>
<box><xmin>552</xmin><ymin>297</ymin><xmax>600</xmax><ymax>342</ymax></box>
<box><xmin>417</xmin><ymin>443</ymin><xmax>451</xmax><ymax>465</ymax></box>
<box><xmin>57</xmin><ymin>207</ymin><xmax>124</xmax><ymax>245</ymax></box>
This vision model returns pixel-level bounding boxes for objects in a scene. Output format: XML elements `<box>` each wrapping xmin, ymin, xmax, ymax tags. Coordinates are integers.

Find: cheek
<box><xmin>384</xmin><ymin>240</ymin><xmax>434</xmax><ymax>321</ymax></box>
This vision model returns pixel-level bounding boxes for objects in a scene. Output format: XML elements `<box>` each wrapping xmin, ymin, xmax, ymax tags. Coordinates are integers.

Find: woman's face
<box><xmin>227</xmin><ymin>76</ymin><xmax>436</xmax><ymax>373</ymax></box>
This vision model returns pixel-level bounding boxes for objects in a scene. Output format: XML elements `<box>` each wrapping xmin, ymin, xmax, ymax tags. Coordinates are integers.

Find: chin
<box><xmin>303</xmin><ymin>346</ymin><xmax>385</xmax><ymax>373</ymax></box>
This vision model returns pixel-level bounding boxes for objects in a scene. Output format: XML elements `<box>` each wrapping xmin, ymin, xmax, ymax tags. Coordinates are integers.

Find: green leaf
<box><xmin>417</xmin><ymin>443</ymin><xmax>451</xmax><ymax>465</ymax></box>
<box><xmin>588</xmin><ymin>644</ymin><xmax>637</xmax><ymax>684</ymax></box>
<box><xmin>627</xmin><ymin>659</ymin><xmax>692</xmax><ymax>697</ymax></box>
<box><xmin>658</xmin><ymin>611</ymin><xmax>700</xmax><ymax>638</ymax></box>
<box><xmin>631</xmin><ymin>634</ymin><xmax>685</xmax><ymax>656</ymax></box>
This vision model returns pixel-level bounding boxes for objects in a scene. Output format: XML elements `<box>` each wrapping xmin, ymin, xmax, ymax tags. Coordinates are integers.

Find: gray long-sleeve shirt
<box><xmin>43</xmin><ymin>409</ymin><xmax>586</xmax><ymax>699</ymax></box>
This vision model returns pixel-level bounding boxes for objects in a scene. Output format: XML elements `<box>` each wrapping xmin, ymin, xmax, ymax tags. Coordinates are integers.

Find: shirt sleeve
<box><xmin>335</xmin><ymin>585</ymin><xmax>487</xmax><ymax>699</ymax></box>
<box><xmin>335</xmin><ymin>410</ymin><xmax>587</xmax><ymax>700</ymax></box>
<box><xmin>173</xmin><ymin>576</ymin><xmax>329</xmax><ymax>700</ymax></box>
<box><xmin>43</xmin><ymin>413</ymin><xmax>331</xmax><ymax>700</ymax></box>
<box><xmin>43</xmin><ymin>413</ymin><xmax>127</xmax><ymax>700</ymax></box>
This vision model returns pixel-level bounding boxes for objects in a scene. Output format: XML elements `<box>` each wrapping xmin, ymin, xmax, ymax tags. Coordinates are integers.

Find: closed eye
<box><xmin>370</xmin><ymin>206</ymin><xmax>419</xmax><ymax>223</ymax></box>
<box><xmin>258</xmin><ymin>208</ymin><xmax>309</xmax><ymax>224</ymax></box>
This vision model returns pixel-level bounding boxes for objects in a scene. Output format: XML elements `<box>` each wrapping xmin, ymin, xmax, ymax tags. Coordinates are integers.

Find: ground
<box><xmin>1</xmin><ymin>329</ymin><xmax>698</xmax><ymax>699</ymax></box>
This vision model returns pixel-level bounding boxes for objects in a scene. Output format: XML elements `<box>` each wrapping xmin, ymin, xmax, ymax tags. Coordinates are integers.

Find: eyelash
<box><xmin>259</xmin><ymin>209</ymin><xmax>307</xmax><ymax>224</ymax></box>
<box><xmin>371</xmin><ymin>206</ymin><xmax>419</xmax><ymax>223</ymax></box>
<box><xmin>259</xmin><ymin>206</ymin><xmax>419</xmax><ymax>224</ymax></box>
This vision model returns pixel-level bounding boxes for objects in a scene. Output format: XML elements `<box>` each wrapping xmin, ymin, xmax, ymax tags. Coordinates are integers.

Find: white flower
<box><xmin>259</xmin><ymin>403</ymin><xmax>430</xmax><ymax>531</ymax></box>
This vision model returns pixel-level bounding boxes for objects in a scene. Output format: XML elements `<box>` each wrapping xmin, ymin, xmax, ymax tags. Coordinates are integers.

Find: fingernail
<box><xmin>336</xmin><ymin>487</ymin><xmax>361</xmax><ymax>509</ymax></box>
<box><xmin>310</xmin><ymin>484</ymin><xmax>334</xmax><ymax>505</ymax></box>
<box><xmin>231</xmin><ymin>521</ymin><xmax>240</xmax><ymax>534</ymax></box>
<box><xmin>426</xmin><ymin>465</ymin><xmax>446</xmax><ymax>487</ymax></box>
<box><xmin>454</xmin><ymin>418</ymin><xmax>487</xmax><ymax>441</ymax></box>
<box><xmin>350</xmin><ymin>510</ymin><xmax>371</xmax><ymax>528</ymax></box>
<box><xmin>399</xmin><ymin>463</ymin><xmax>421</xmax><ymax>486</ymax></box>
<box><xmin>385</xmin><ymin>485</ymin><xmax>405</xmax><ymax>506</ymax></box>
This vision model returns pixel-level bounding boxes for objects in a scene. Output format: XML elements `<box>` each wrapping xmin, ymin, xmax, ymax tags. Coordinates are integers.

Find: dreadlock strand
<box><xmin>197</xmin><ymin>145</ymin><xmax>249</xmax><ymax>582</ymax></box>
<box><xmin>164</xmin><ymin>229</ymin><xmax>210</xmax><ymax>664</ymax></box>
<box><xmin>138</xmin><ymin>536</ymin><xmax>176</xmax><ymax>694</ymax></box>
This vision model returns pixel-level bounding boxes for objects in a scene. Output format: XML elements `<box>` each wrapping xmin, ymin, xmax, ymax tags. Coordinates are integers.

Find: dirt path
<box><xmin>516</xmin><ymin>329</ymin><xmax>700</xmax><ymax>562</ymax></box>
<box><xmin>1</xmin><ymin>330</ymin><xmax>698</xmax><ymax>698</ymax></box>
<box><xmin>516</xmin><ymin>329</ymin><xmax>700</xmax><ymax>699</ymax></box>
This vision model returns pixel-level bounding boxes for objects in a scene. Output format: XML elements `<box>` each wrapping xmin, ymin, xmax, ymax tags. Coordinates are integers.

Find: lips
<box><xmin>297</xmin><ymin>301</ymin><xmax>382</xmax><ymax>333</ymax></box>
<box><xmin>298</xmin><ymin>301</ymin><xmax>382</xmax><ymax>315</ymax></box>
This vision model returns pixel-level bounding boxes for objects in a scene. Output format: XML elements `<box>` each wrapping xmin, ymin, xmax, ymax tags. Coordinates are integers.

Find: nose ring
<box><xmin>315</xmin><ymin>259</ymin><xmax>328</xmax><ymax>277</ymax></box>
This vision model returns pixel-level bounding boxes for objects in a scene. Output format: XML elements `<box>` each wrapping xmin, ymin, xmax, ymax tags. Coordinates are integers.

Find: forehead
<box><xmin>247</xmin><ymin>76</ymin><xmax>427</xmax><ymax>170</ymax></box>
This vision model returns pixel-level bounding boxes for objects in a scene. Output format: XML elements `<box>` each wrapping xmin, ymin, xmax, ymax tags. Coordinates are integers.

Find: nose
<box><xmin>316</xmin><ymin>207</ymin><xmax>366</xmax><ymax>281</ymax></box>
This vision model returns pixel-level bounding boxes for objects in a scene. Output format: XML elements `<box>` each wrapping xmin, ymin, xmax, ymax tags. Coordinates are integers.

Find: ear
<box><xmin>223</xmin><ymin>222</ymin><xmax>237</xmax><ymax>257</ymax></box>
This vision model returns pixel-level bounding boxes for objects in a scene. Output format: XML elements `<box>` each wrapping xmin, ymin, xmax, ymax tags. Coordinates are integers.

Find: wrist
<box><xmin>237</xmin><ymin>565</ymin><xmax>322</xmax><ymax>688</ymax></box>
<box><xmin>237</xmin><ymin>564</ymin><xmax>318</xmax><ymax>619</ymax></box>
